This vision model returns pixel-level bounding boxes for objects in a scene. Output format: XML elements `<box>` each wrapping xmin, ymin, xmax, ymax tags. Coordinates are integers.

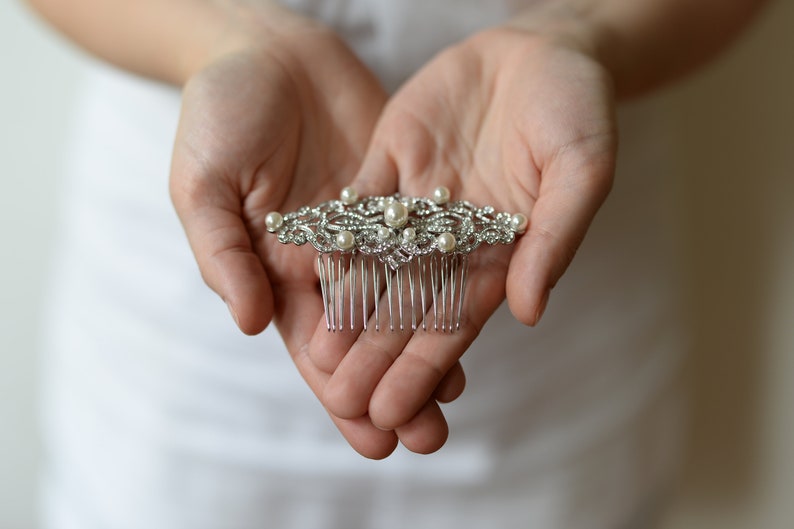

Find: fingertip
<box><xmin>227</xmin><ymin>297</ymin><xmax>272</xmax><ymax>335</ymax></box>
<box><xmin>395</xmin><ymin>401</ymin><xmax>449</xmax><ymax>455</ymax></box>
<box><xmin>350</xmin><ymin>148</ymin><xmax>398</xmax><ymax>197</ymax></box>
<box><xmin>434</xmin><ymin>362</ymin><xmax>466</xmax><ymax>403</ymax></box>
<box><xmin>308</xmin><ymin>324</ymin><xmax>356</xmax><ymax>374</ymax></box>
<box><xmin>370</xmin><ymin>388</ymin><xmax>429</xmax><ymax>433</ymax></box>
<box><xmin>505</xmin><ymin>282</ymin><xmax>550</xmax><ymax>327</ymax></box>
<box><xmin>323</xmin><ymin>376</ymin><xmax>370</xmax><ymax>420</ymax></box>
<box><xmin>356</xmin><ymin>433</ymin><xmax>400</xmax><ymax>460</ymax></box>
<box><xmin>334</xmin><ymin>416</ymin><xmax>399</xmax><ymax>460</ymax></box>
<box><xmin>224</xmin><ymin>274</ymin><xmax>275</xmax><ymax>335</ymax></box>
<box><xmin>505</xmin><ymin>235</ymin><xmax>553</xmax><ymax>327</ymax></box>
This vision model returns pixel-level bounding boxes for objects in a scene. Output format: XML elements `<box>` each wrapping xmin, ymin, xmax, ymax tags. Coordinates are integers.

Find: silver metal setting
<box><xmin>266</xmin><ymin>190</ymin><xmax>526</xmax><ymax>333</ymax></box>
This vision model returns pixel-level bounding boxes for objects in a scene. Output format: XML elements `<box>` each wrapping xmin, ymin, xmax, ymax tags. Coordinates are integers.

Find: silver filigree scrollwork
<box><xmin>271</xmin><ymin>193</ymin><xmax>522</xmax><ymax>269</ymax></box>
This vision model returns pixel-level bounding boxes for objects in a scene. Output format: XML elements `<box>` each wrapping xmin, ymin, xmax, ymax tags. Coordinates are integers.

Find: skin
<box><xmin>313</xmin><ymin>27</ymin><xmax>617</xmax><ymax>434</ymax></box>
<box><xmin>26</xmin><ymin>0</ymin><xmax>767</xmax><ymax>458</ymax></box>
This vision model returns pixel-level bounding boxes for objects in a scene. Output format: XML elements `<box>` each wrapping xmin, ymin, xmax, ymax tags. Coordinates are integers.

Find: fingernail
<box><xmin>226</xmin><ymin>301</ymin><xmax>241</xmax><ymax>328</ymax></box>
<box><xmin>534</xmin><ymin>290</ymin><xmax>550</xmax><ymax>326</ymax></box>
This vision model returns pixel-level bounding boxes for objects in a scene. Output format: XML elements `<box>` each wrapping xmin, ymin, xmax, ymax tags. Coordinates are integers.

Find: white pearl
<box><xmin>383</xmin><ymin>201</ymin><xmax>409</xmax><ymax>228</ymax></box>
<box><xmin>432</xmin><ymin>186</ymin><xmax>451</xmax><ymax>205</ymax></box>
<box><xmin>265</xmin><ymin>211</ymin><xmax>283</xmax><ymax>232</ymax></box>
<box><xmin>436</xmin><ymin>232</ymin><xmax>456</xmax><ymax>253</ymax></box>
<box><xmin>340</xmin><ymin>186</ymin><xmax>358</xmax><ymax>205</ymax></box>
<box><xmin>401</xmin><ymin>227</ymin><xmax>416</xmax><ymax>243</ymax></box>
<box><xmin>510</xmin><ymin>213</ymin><xmax>529</xmax><ymax>234</ymax></box>
<box><xmin>336</xmin><ymin>230</ymin><xmax>356</xmax><ymax>250</ymax></box>
<box><xmin>377</xmin><ymin>226</ymin><xmax>392</xmax><ymax>242</ymax></box>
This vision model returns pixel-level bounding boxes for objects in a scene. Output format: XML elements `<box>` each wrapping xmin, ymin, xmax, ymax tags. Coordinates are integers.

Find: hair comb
<box><xmin>264</xmin><ymin>187</ymin><xmax>527</xmax><ymax>333</ymax></box>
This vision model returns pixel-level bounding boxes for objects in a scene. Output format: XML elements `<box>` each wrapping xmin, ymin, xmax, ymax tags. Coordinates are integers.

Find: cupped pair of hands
<box><xmin>169</xmin><ymin>9</ymin><xmax>616</xmax><ymax>459</ymax></box>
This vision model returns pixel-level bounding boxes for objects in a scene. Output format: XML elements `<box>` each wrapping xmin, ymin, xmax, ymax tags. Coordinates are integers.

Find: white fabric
<box><xmin>41</xmin><ymin>1</ymin><xmax>686</xmax><ymax>528</ymax></box>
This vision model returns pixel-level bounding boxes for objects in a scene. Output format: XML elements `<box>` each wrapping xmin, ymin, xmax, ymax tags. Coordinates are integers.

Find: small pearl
<box><xmin>510</xmin><ymin>213</ymin><xmax>529</xmax><ymax>234</ymax></box>
<box><xmin>383</xmin><ymin>201</ymin><xmax>409</xmax><ymax>228</ymax></box>
<box><xmin>432</xmin><ymin>186</ymin><xmax>451</xmax><ymax>205</ymax></box>
<box><xmin>340</xmin><ymin>186</ymin><xmax>358</xmax><ymax>205</ymax></box>
<box><xmin>265</xmin><ymin>211</ymin><xmax>284</xmax><ymax>232</ymax></box>
<box><xmin>436</xmin><ymin>232</ymin><xmax>456</xmax><ymax>253</ymax></box>
<box><xmin>377</xmin><ymin>226</ymin><xmax>392</xmax><ymax>242</ymax></box>
<box><xmin>401</xmin><ymin>227</ymin><xmax>416</xmax><ymax>243</ymax></box>
<box><xmin>336</xmin><ymin>230</ymin><xmax>356</xmax><ymax>251</ymax></box>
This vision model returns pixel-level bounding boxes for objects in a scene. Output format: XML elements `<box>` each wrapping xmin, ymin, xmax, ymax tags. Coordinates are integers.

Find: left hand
<box><xmin>168</xmin><ymin>7</ymin><xmax>404</xmax><ymax>459</ymax></box>
<box><xmin>307</xmin><ymin>26</ymin><xmax>618</xmax><ymax>453</ymax></box>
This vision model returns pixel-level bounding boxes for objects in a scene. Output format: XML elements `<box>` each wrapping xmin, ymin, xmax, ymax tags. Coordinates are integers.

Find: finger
<box><xmin>394</xmin><ymin>400</ymin><xmax>449</xmax><ymax>455</ymax></box>
<box><xmin>322</xmin><ymin>286</ymin><xmax>415</xmax><ymax>419</ymax></box>
<box><xmin>274</xmin><ymin>282</ymin><xmax>399</xmax><ymax>460</ymax></box>
<box><xmin>306</xmin><ymin>313</ymin><xmax>357</xmax><ymax>374</ymax></box>
<box><xmin>368</xmin><ymin>249</ymin><xmax>509</xmax><ymax>430</ymax></box>
<box><xmin>506</xmin><ymin>147</ymin><xmax>613</xmax><ymax>326</ymax></box>
<box><xmin>306</xmin><ymin>146</ymin><xmax>401</xmax><ymax>376</ymax></box>
<box><xmin>309</xmin><ymin>248</ymin><xmax>416</xmax><ymax>374</ymax></box>
<box><xmin>170</xmin><ymin>172</ymin><xmax>274</xmax><ymax>335</ymax></box>
<box><xmin>307</xmin><ymin>253</ymin><xmax>384</xmax><ymax>374</ymax></box>
<box><xmin>350</xmin><ymin>139</ymin><xmax>400</xmax><ymax>197</ymax></box>
<box><xmin>434</xmin><ymin>361</ymin><xmax>466</xmax><ymax>403</ymax></box>
<box><xmin>318</xmin><ymin>263</ymin><xmax>467</xmax><ymax>416</ymax></box>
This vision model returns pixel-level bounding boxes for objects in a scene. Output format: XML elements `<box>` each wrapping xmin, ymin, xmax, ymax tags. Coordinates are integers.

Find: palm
<box><xmin>312</xmin><ymin>29</ymin><xmax>617</xmax><ymax>452</ymax></box>
<box><xmin>176</xmin><ymin>44</ymin><xmax>382</xmax><ymax>274</ymax></box>
<box><xmin>396</xmin><ymin>29</ymin><xmax>616</xmax><ymax>310</ymax></box>
<box><xmin>392</xmin><ymin>31</ymin><xmax>613</xmax><ymax>215</ymax></box>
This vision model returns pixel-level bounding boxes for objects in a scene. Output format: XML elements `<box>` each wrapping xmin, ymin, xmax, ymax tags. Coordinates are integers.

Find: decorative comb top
<box><xmin>265</xmin><ymin>186</ymin><xmax>528</xmax><ymax>270</ymax></box>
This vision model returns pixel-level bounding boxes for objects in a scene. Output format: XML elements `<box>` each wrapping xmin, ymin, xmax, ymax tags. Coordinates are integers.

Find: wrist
<box><xmin>502</xmin><ymin>0</ymin><xmax>768</xmax><ymax>98</ymax></box>
<box><xmin>504</xmin><ymin>4</ymin><xmax>611</xmax><ymax>62</ymax></box>
<box><xmin>180</xmin><ymin>1</ymin><xmax>336</xmax><ymax>85</ymax></box>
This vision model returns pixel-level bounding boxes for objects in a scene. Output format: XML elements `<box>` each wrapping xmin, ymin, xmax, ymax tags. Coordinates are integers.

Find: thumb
<box><xmin>348</xmin><ymin>135</ymin><xmax>400</xmax><ymax>198</ymax></box>
<box><xmin>506</xmin><ymin>143</ymin><xmax>614</xmax><ymax>326</ymax></box>
<box><xmin>170</xmin><ymin>162</ymin><xmax>274</xmax><ymax>335</ymax></box>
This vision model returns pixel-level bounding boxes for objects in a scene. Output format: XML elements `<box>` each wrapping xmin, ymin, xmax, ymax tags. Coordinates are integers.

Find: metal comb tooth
<box><xmin>315</xmin><ymin>252</ymin><xmax>469</xmax><ymax>332</ymax></box>
<box><xmin>265</xmin><ymin>186</ymin><xmax>527</xmax><ymax>333</ymax></box>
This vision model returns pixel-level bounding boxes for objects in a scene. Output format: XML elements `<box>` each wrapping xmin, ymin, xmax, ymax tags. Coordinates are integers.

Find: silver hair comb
<box><xmin>264</xmin><ymin>187</ymin><xmax>528</xmax><ymax>333</ymax></box>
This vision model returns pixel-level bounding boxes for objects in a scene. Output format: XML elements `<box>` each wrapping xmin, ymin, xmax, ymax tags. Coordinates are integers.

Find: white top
<box><xmin>41</xmin><ymin>1</ymin><xmax>686</xmax><ymax>528</ymax></box>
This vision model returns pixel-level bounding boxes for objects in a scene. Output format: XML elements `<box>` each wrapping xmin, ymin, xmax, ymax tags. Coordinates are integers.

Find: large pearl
<box><xmin>340</xmin><ymin>186</ymin><xmax>358</xmax><ymax>205</ymax></box>
<box><xmin>436</xmin><ymin>232</ymin><xmax>456</xmax><ymax>253</ymax></box>
<box><xmin>510</xmin><ymin>213</ymin><xmax>529</xmax><ymax>234</ymax></box>
<box><xmin>336</xmin><ymin>230</ymin><xmax>356</xmax><ymax>251</ymax></box>
<box><xmin>265</xmin><ymin>211</ymin><xmax>284</xmax><ymax>232</ymax></box>
<box><xmin>383</xmin><ymin>201</ymin><xmax>409</xmax><ymax>228</ymax></box>
<box><xmin>432</xmin><ymin>186</ymin><xmax>451</xmax><ymax>205</ymax></box>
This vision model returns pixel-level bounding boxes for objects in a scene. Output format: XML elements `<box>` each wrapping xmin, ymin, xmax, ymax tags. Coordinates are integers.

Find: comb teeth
<box><xmin>319</xmin><ymin>253</ymin><xmax>468</xmax><ymax>333</ymax></box>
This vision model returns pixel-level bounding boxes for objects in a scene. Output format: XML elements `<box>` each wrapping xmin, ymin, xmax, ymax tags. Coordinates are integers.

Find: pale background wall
<box><xmin>657</xmin><ymin>1</ymin><xmax>794</xmax><ymax>527</ymax></box>
<box><xmin>1</xmin><ymin>1</ymin><xmax>86</xmax><ymax>527</ymax></box>
<box><xmin>0</xmin><ymin>0</ymin><xmax>792</xmax><ymax>528</ymax></box>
